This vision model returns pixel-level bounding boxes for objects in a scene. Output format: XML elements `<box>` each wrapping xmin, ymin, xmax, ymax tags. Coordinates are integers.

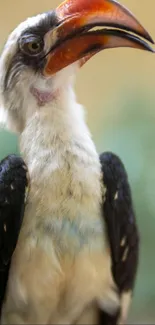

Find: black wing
<box><xmin>0</xmin><ymin>154</ymin><xmax>28</xmax><ymax>314</ymax></box>
<box><xmin>99</xmin><ymin>152</ymin><xmax>139</xmax><ymax>325</ymax></box>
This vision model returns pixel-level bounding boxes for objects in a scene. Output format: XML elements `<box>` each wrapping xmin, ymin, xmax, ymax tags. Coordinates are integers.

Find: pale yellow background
<box><xmin>0</xmin><ymin>1</ymin><xmax>155</xmax><ymax>323</ymax></box>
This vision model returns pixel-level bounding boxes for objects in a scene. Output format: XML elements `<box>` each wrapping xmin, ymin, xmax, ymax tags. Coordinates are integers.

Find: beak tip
<box><xmin>146</xmin><ymin>33</ymin><xmax>155</xmax><ymax>45</ymax></box>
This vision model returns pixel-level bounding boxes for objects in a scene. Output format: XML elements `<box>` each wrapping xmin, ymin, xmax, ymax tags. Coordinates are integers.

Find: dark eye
<box><xmin>28</xmin><ymin>41</ymin><xmax>41</xmax><ymax>53</ymax></box>
<box><xmin>19</xmin><ymin>35</ymin><xmax>44</xmax><ymax>56</ymax></box>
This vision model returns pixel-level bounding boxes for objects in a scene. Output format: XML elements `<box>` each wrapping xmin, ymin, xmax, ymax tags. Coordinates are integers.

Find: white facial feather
<box><xmin>0</xmin><ymin>11</ymin><xmax>78</xmax><ymax>132</ymax></box>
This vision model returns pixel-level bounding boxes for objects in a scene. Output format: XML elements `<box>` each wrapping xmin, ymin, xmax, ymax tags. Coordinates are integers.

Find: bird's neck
<box><xmin>19</xmin><ymin>86</ymin><xmax>103</xmax><ymax>227</ymax></box>
<box><xmin>19</xmin><ymin>86</ymin><xmax>100</xmax><ymax>184</ymax></box>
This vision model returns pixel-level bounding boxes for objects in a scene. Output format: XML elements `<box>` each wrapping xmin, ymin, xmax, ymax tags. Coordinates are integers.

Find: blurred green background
<box><xmin>0</xmin><ymin>0</ymin><xmax>155</xmax><ymax>323</ymax></box>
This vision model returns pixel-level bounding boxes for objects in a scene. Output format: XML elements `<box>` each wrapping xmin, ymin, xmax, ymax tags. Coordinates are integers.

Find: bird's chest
<box><xmin>22</xmin><ymin>146</ymin><xmax>105</xmax><ymax>251</ymax></box>
<box><xmin>21</xmin><ymin>162</ymin><xmax>105</xmax><ymax>255</ymax></box>
<box><xmin>5</xmin><ymin>167</ymin><xmax>111</xmax><ymax>324</ymax></box>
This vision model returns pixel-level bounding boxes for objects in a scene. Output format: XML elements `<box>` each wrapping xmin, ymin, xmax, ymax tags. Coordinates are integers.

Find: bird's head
<box><xmin>0</xmin><ymin>0</ymin><xmax>154</xmax><ymax>133</ymax></box>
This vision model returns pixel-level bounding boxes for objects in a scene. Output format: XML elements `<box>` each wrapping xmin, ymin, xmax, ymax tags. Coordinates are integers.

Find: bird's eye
<box><xmin>28</xmin><ymin>41</ymin><xmax>41</xmax><ymax>53</ymax></box>
<box><xmin>19</xmin><ymin>35</ymin><xmax>44</xmax><ymax>56</ymax></box>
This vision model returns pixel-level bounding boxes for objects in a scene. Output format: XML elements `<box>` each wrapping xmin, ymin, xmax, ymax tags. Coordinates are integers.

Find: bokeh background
<box><xmin>0</xmin><ymin>0</ymin><xmax>155</xmax><ymax>323</ymax></box>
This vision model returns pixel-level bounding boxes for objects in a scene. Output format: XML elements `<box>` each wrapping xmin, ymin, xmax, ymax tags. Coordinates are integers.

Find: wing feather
<box><xmin>99</xmin><ymin>152</ymin><xmax>139</xmax><ymax>324</ymax></box>
<box><xmin>0</xmin><ymin>154</ymin><xmax>28</xmax><ymax>313</ymax></box>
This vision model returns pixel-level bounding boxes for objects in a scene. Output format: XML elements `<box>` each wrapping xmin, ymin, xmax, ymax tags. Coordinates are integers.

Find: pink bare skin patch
<box><xmin>30</xmin><ymin>86</ymin><xmax>59</xmax><ymax>106</ymax></box>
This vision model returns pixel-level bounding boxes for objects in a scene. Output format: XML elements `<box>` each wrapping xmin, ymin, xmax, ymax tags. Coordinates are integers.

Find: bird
<box><xmin>0</xmin><ymin>0</ymin><xmax>153</xmax><ymax>323</ymax></box>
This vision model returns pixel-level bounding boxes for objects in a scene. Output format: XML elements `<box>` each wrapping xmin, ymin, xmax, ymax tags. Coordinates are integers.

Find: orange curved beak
<box><xmin>43</xmin><ymin>0</ymin><xmax>154</xmax><ymax>76</ymax></box>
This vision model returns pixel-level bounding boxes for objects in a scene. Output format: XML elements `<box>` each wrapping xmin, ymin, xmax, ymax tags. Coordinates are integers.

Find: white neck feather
<box><xmin>20</xmin><ymin>86</ymin><xmax>98</xmax><ymax>175</ymax></box>
<box><xmin>19</xmin><ymin>85</ymin><xmax>102</xmax><ymax>219</ymax></box>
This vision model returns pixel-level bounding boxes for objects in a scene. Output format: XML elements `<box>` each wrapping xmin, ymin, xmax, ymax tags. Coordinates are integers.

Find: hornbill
<box><xmin>0</xmin><ymin>0</ymin><xmax>153</xmax><ymax>323</ymax></box>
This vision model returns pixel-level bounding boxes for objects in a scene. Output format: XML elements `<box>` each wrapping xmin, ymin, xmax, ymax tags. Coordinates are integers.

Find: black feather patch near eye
<box><xmin>3</xmin><ymin>11</ymin><xmax>59</xmax><ymax>92</ymax></box>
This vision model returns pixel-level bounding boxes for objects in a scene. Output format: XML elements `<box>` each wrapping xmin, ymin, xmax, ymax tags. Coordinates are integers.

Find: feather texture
<box><xmin>99</xmin><ymin>152</ymin><xmax>139</xmax><ymax>324</ymax></box>
<box><xmin>0</xmin><ymin>154</ymin><xmax>28</xmax><ymax>314</ymax></box>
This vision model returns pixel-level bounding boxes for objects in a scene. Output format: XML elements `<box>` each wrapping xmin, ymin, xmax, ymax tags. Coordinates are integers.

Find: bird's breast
<box><xmin>20</xmin><ymin>126</ymin><xmax>107</xmax><ymax>255</ymax></box>
<box><xmin>20</xmin><ymin>191</ymin><xmax>106</xmax><ymax>257</ymax></box>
